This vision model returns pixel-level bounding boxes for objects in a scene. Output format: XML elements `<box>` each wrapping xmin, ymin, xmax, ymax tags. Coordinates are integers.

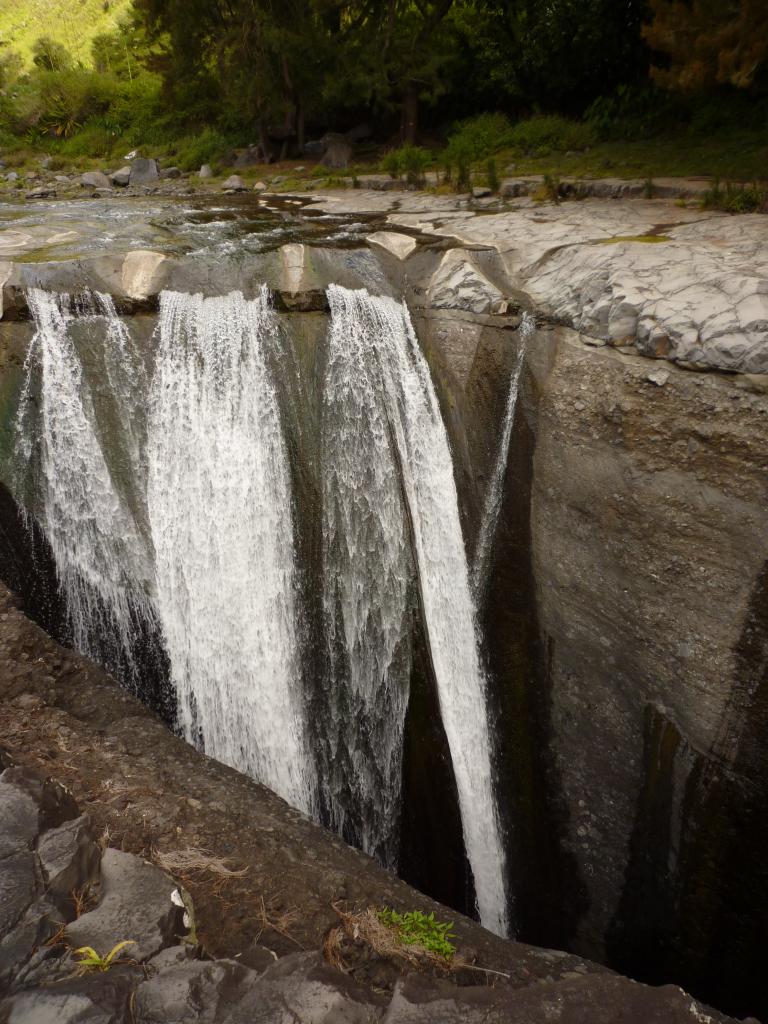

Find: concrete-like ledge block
<box><xmin>121</xmin><ymin>251</ymin><xmax>168</xmax><ymax>302</ymax></box>
<box><xmin>366</xmin><ymin>231</ymin><xmax>418</xmax><ymax>261</ymax></box>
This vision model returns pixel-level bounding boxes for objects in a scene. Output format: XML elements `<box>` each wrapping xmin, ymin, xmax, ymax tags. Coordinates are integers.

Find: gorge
<box><xmin>0</xmin><ymin>188</ymin><xmax>766</xmax><ymax>1022</ymax></box>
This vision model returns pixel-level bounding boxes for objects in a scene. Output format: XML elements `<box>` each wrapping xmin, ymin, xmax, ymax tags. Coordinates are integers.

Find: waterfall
<box><xmin>321</xmin><ymin>289</ymin><xmax>414</xmax><ymax>867</ymax></box>
<box><xmin>471</xmin><ymin>311</ymin><xmax>534</xmax><ymax>600</ymax></box>
<box><xmin>146</xmin><ymin>288</ymin><xmax>315</xmax><ymax>815</ymax></box>
<box><xmin>17</xmin><ymin>289</ymin><xmax>156</xmax><ymax>687</ymax></box>
<box><xmin>326</xmin><ymin>285</ymin><xmax>510</xmax><ymax>937</ymax></box>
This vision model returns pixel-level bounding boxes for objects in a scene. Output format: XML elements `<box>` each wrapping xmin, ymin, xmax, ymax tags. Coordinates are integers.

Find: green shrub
<box><xmin>380</xmin><ymin>144</ymin><xmax>431</xmax><ymax>186</ymax></box>
<box><xmin>585</xmin><ymin>84</ymin><xmax>678</xmax><ymax>141</ymax></box>
<box><xmin>486</xmin><ymin>157</ymin><xmax>499</xmax><ymax>193</ymax></box>
<box><xmin>381</xmin><ymin>149</ymin><xmax>401</xmax><ymax>179</ymax></box>
<box><xmin>702</xmin><ymin>180</ymin><xmax>768</xmax><ymax>214</ymax></box>
<box><xmin>445</xmin><ymin>112</ymin><xmax>511</xmax><ymax>163</ymax></box>
<box><xmin>506</xmin><ymin>116</ymin><xmax>595</xmax><ymax>156</ymax></box>
<box><xmin>170</xmin><ymin>127</ymin><xmax>232</xmax><ymax>171</ymax></box>
<box><xmin>378</xmin><ymin>909</ymin><xmax>456</xmax><ymax>959</ymax></box>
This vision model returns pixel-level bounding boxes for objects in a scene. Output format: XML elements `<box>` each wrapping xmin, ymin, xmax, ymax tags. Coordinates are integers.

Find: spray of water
<box><xmin>18</xmin><ymin>288</ymin><xmax>156</xmax><ymax>686</ymax></box>
<box><xmin>146</xmin><ymin>288</ymin><xmax>315</xmax><ymax>815</ymax></box>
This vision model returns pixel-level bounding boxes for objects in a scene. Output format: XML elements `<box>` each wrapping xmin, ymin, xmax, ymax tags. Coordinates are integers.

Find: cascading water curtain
<box><xmin>321</xmin><ymin>288</ymin><xmax>414</xmax><ymax>867</ymax></box>
<box><xmin>325</xmin><ymin>285</ymin><xmax>510</xmax><ymax>937</ymax></box>
<box><xmin>471</xmin><ymin>311</ymin><xmax>534</xmax><ymax>602</ymax></box>
<box><xmin>16</xmin><ymin>288</ymin><xmax>156</xmax><ymax>689</ymax></box>
<box><xmin>146</xmin><ymin>288</ymin><xmax>316</xmax><ymax>816</ymax></box>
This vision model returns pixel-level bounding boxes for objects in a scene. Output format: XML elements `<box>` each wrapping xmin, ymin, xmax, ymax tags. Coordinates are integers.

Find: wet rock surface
<box><xmin>0</xmin><ymin>586</ymin><xmax>736</xmax><ymax>1022</ymax></box>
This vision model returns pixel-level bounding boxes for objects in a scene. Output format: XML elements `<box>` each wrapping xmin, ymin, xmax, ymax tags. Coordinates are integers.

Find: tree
<box><xmin>643</xmin><ymin>0</ymin><xmax>768</xmax><ymax>90</ymax></box>
<box><xmin>32</xmin><ymin>36</ymin><xmax>73</xmax><ymax>72</ymax></box>
<box><xmin>456</xmin><ymin>0</ymin><xmax>651</xmax><ymax>115</ymax></box>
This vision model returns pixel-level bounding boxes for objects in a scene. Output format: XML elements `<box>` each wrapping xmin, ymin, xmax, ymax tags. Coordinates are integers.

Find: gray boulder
<box><xmin>65</xmin><ymin>848</ymin><xmax>186</xmax><ymax>962</ymax></box>
<box><xmin>199</xmin><ymin>164</ymin><xmax>213</xmax><ymax>178</ymax></box>
<box><xmin>161</xmin><ymin>166</ymin><xmax>182</xmax><ymax>179</ymax></box>
<box><xmin>222</xmin><ymin>174</ymin><xmax>247</xmax><ymax>191</ymax></box>
<box><xmin>321</xmin><ymin>136</ymin><xmax>353</xmax><ymax>170</ymax></box>
<box><xmin>25</xmin><ymin>187</ymin><xmax>55</xmax><ymax>200</ymax></box>
<box><xmin>129</xmin><ymin>158</ymin><xmax>160</xmax><ymax>186</ymax></box>
<box><xmin>2</xmin><ymin>971</ymin><xmax>143</xmax><ymax>1024</ymax></box>
<box><xmin>382</xmin><ymin>972</ymin><xmax>733</xmax><ymax>1023</ymax></box>
<box><xmin>110</xmin><ymin>166</ymin><xmax>131</xmax><ymax>187</ymax></box>
<box><xmin>6</xmin><ymin>171</ymin><xmax>19</xmax><ymax>181</ymax></box>
<box><xmin>0</xmin><ymin>767</ymin><xmax>96</xmax><ymax>987</ymax></box>
<box><xmin>80</xmin><ymin>171</ymin><xmax>111</xmax><ymax>189</ymax></box>
<box><xmin>134</xmin><ymin>952</ymin><xmax>384</xmax><ymax>1024</ymax></box>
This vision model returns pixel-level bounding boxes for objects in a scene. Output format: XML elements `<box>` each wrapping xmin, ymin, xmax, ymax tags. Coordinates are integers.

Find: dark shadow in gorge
<box><xmin>607</xmin><ymin>561</ymin><xmax>768</xmax><ymax>1021</ymax></box>
<box><xmin>399</xmin><ymin>617</ymin><xmax>474</xmax><ymax>917</ymax></box>
<box><xmin>479</xmin><ymin>371</ymin><xmax>588</xmax><ymax>949</ymax></box>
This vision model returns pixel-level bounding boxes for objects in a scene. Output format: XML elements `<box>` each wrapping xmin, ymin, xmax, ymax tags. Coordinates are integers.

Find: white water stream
<box><xmin>18</xmin><ymin>289</ymin><xmax>156</xmax><ymax>687</ymax></box>
<box><xmin>146</xmin><ymin>288</ymin><xmax>315</xmax><ymax>814</ymax></box>
<box><xmin>321</xmin><ymin>287</ymin><xmax>413</xmax><ymax>866</ymax></box>
<box><xmin>472</xmin><ymin>311</ymin><xmax>534</xmax><ymax>600</ymax></box>
<box><xmin>326</xmin><ymin>285</ymin><xmax>509</xmax><ymax>936</ymax></box>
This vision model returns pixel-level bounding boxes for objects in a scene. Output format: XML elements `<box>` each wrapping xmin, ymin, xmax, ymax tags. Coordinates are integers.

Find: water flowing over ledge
<box><xmin>11</xmin><ymin>282</ymin><xmax>513</xmax><ymax>937</ymax></box>
<box><xmin>147</xmin><ymin>288</ymin><xmax>315</xmax><ymax>815</ymax></box>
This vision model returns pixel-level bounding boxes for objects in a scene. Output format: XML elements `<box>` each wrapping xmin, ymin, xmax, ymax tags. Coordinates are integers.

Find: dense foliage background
<box><xmin>0</xmin><ymin>0</ymin><xmax>765</xmax><ymax>173</ymax></box>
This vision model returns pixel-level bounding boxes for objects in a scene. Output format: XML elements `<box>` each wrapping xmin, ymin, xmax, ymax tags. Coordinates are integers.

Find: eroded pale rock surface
<box><xmin>121</xmin><ymin>249</ymin><xmax>169</xmax><ymax>301</ymax></box>
<box><xmin>301</xmin><ymin>191</ymin><xmax>767</xmax><ymax>374</ymax></box>
<box><xmin>367</xmin><ymin>231</ymin><xmax>418</xmax><ymax>261</ymax></box>
<box><xmin>428</xmin><ymin>249</ymin><xmax>506</xmax><ymax>314</ymax></box>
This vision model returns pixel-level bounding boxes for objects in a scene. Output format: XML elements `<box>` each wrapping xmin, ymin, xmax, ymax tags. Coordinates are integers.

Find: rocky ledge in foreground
<box><xmin>0</xmin><ymin>583</ymin><xmax>742</xmax><ymax>1023</ymax></box>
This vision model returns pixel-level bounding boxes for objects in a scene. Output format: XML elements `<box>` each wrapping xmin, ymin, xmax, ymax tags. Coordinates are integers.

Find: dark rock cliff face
<box><xmin>421</xmin><ymin>312</ymin><xmax>768</xmax><ymax>1019</ymax></box>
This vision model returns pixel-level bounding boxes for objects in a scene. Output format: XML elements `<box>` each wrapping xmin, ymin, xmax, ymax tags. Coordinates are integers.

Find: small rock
<box><xmin>472</xmin><ymin>186</ymin><xmax>492</xmax><ymax>198</ymax></box>
<box><xmin>253</xmin><ymin>180</ymin><xmax>267</xmax><ymax>191</ymax></box>
<box><xmin>199</xmin><ymin>164</ymin><xmax>213</xmax><ymax>178</ymax></box>
<box><xmin>80</xmin><ymin>171</ymin><xmax>111</xmax><ymax>189</ymax></box>
<box><xmin>124</xmin><ymin>148</ymin><xmax>140</xmax><ymax>160</ymax></box>
<box><xmin>161</xmin><ymin>166</ymin><xmax>182</xmax><ymax>179</ymax></box>
<box><xmin>110</xmin><ymin>166</ymin><xmax>131</xmax><ymax>187</ymax></box>
<box><xmin>222</xmin><ymin>174</ymin><xmax>247</xmax><ymax>191</ymax></box>
<box><xmin>25</xmin><ymin>187</ymin><xmax>55</xmax><ymax>200</ymax></box>
<box><xmin>646</xmin><ymin>367</ymin><xmax>670</xmax><ymax>387</ymax></box>
<box><xmin>6</xmin><ymin>172</ymin><xmax>18</xmax><ymax>181</ymax></box>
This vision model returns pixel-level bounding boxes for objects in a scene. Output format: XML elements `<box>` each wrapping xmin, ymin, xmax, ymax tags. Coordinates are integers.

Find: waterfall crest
<box><xmin>472</xmin><ymin>311</ymin><xmax>534</xmax><ymax>600</ymax></box>
<box><xmin>326</xmin><ymin>285</ymin><xmax>509</xmax><ymax>937</ymax></box>
<box><xmin>146</xmin><ymin>288</ymin><xmax>315</xmax><ymax>815</ymax></box>
<box><xmin>17</xmin><ymin>288</ymin><xmax>156</xmax><ymax>687</ymax></box>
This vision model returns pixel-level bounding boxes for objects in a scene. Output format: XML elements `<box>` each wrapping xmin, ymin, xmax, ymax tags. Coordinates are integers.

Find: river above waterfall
<box><xmin>0</xmin><ymin>192</ymin><xmax>392</xmax><ymax>263</ymax></box>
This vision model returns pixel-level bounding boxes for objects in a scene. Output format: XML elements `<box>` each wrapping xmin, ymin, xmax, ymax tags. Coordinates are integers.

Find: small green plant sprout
<box><xmin>72</xmin><ymin>940</ymin><xmax>136</xmax><ymax>974</ymax></box>
<box><xmin>378</xmin><ymin>908</ymin><xmax>456</xmax><ymax>959</ymax></box>
<box><xmin>486</xmin><ymin>157</ymin><xmax>499</xmax><ymax>194</ymax></box>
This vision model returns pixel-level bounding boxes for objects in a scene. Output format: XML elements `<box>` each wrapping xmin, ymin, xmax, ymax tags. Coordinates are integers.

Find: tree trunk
<box><xmin>296</xmin><ymin>104</ymin><xmax>305</xmax><ymax>155</ymax></box>
<box><xmin>401</xmin><ymin>85</ymin><xmax>418</xmax><ymax>144</ymax></box>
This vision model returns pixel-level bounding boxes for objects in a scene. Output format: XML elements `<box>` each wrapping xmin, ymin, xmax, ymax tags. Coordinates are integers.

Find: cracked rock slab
<box><xmin>65</xmin><ymin>848</ymin><xmax>186</xmax><ymax>963</ymax></box>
